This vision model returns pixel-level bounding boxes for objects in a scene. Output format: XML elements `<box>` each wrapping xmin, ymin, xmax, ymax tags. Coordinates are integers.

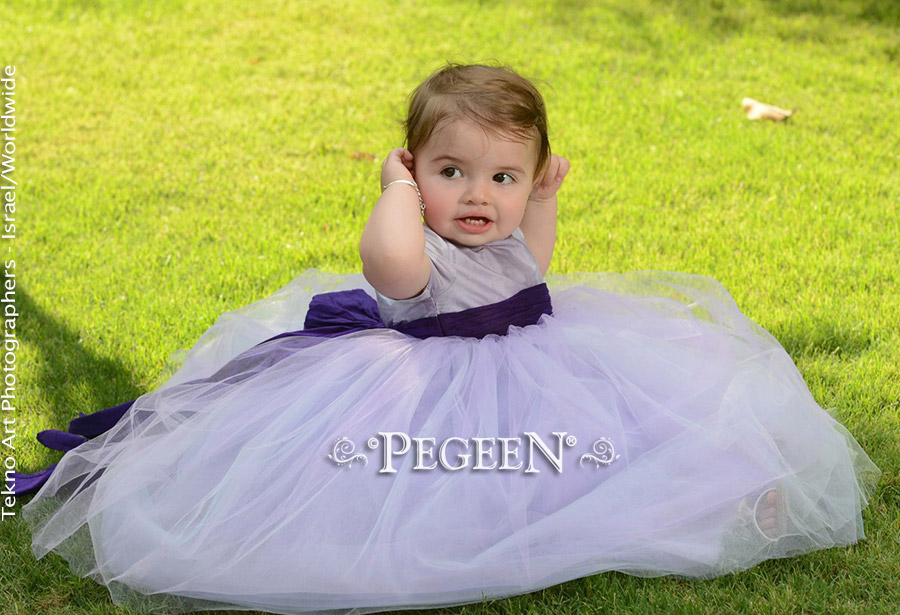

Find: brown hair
<box><xmin>405</xmin><ymin>63</ymin><xmax>551</xmax><ymax>179</ymax></box>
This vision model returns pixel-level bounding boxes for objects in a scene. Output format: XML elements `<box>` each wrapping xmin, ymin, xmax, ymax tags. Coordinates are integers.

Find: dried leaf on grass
<box><xmin>742</xmin><ymin>98</ymin><xmax>794</xmax><ymax>121</ymax></box>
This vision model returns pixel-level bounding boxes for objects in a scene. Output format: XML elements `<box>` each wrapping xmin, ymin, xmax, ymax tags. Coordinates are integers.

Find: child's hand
<box><xmin>380</xmin><ymin>148</ymin><xmax>416</xmax><ymax>187</ymax></box>
<box><xmin>529</xmin><ymin>155</ymin><xmax>570</xmax><ymax>203</ymax></box>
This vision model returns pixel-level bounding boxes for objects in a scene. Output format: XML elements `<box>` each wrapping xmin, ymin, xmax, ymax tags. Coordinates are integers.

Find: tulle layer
<box><xmin>23</xmin><ymin>270</ymin><xmax>880</xmax><ymax>615</ymax></box>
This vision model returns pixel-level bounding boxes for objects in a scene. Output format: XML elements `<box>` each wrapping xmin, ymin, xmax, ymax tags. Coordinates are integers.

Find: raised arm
<box><xmin>359</xmin><ymin>148</ymin><xmax>432</xmax><ymax>300</ymax></box>
<box><xmin>519</xmin><ymin>155</ymin><xmax>570</xmax><ymax>276</ymax></box>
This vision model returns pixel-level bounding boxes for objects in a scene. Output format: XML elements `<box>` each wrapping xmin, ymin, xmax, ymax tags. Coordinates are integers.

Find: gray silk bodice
<box><xmin>375</xmin><ymin>225</ymin><xmax>543</xmax><ymax>326</ymax></box>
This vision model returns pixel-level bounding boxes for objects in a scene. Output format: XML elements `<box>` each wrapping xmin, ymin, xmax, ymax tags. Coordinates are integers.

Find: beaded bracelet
<box><xmin>382</xmin><ymin>179</ymin><xmax>426</xmax><ymax>217</ymax></box>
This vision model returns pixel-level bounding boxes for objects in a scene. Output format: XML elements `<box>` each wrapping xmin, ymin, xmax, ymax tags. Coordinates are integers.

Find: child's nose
<box><xmin>463</xmin><ymin>178</ymin><xmax>490</xmax><ymax>205</ymax></box>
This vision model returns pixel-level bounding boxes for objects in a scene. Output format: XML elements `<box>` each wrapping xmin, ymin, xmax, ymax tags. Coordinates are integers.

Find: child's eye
<box><xmin>493</xmin><ymin>173</ymin><xmax>515</xmax><ymax>184</ymax></box>
<box><xmin>441</xmin><ymin>167</ymin><xmax>461</xmax><ymax>179</ymax></box>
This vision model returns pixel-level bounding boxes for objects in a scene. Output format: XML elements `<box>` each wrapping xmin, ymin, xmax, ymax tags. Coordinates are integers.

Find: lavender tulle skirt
<box><xmin>22</xmin><ymin>270</ymin><xmax>880</xmax><ymax>615</ymax></box>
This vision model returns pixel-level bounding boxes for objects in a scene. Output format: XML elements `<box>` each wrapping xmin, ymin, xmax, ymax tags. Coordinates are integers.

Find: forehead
<box><xmin>420</xmin><ymin>119</ymin><xmax>538</xmax><ymax>167</ymax></box>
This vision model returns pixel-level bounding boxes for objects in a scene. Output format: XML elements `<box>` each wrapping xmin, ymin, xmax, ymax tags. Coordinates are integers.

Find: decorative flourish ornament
<box><xmin>327</xmin><ymin>437</ymin><xmax>368</xmax><ymax>468</ymax></box>
<box><xmin>579</xmin><ymin>437</ymin><xmax>620</xmax><ymax>468</ymax></box>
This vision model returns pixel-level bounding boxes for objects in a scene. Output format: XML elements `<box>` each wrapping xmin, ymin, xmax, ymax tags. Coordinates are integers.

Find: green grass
<box><xmin>2</xmin><ymin>0</ymin><xmax>899</xmax><ymax>613</ymax></box>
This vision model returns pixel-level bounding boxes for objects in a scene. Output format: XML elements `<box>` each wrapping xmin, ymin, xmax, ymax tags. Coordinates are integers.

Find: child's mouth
<box><xmin>456</xmin><ymin>217</ymin><xmax>493</xmax><ymax>233</ymax></box>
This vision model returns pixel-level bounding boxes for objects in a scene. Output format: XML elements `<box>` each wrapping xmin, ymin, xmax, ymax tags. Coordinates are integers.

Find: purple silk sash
<box><xmin>10</xmin><ymin>284</ymin><xmax>552</xmax><ymax>495</ymax></box>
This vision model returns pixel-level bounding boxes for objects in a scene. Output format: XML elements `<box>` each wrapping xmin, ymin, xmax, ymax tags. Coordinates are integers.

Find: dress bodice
<box><xmin>375</xmin><ymin>225</ymin><xmax>543</xmax><ymax>326</ymax></box>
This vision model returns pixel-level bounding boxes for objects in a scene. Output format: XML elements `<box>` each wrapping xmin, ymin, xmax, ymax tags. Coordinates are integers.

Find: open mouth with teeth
<box><xmin>456</xmin><ymin>216</ymin><xmax>493</xmax><ymax>233</ymax></box>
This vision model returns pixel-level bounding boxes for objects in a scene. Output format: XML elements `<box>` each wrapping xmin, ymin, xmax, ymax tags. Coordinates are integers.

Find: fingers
<box><xmin>400</xmin><ymin>148</ymin><xmax>415</xmax><ymax>172</ymax></box>
<box><xmin>555</xmin><ymin>155</ymin><xmax>570</xmax><ymax>180</ymax></box>
<box><xmin>394</xmin><ymin>147</ymin><xmax>414</xmax><ymax>161</ymax></box>
<box><xmin>544</xmin><ymin>156</ymin><xmax>570</xmax><ymax>187</ymax></box>
<box><xmin>384</xmin><ymin>148</ymin><xmax>415</xmax><ymax>173</ymax></box>
<box><xmin>549</xmin><ymin>155</ymin><xmax>569</xmax><ymax>187</ymax></box>
<box><xmin>529</xmin><ymin>155</ymin><xmax>570</xmax><ymax>202</ymax></box>
<box><xmin>385</xmin><ymin>147</ymin><xmax>408</xmax><ymax>163</ymax></box>
<box><xmin>381</xmin><ymin>148</ymin><xmax>417</xmax><ymax>187</ymax></box>
<box><xmin>539</xmin><ymin>155</ymin><xmax>568</xmax><ymax>184</ymax></box>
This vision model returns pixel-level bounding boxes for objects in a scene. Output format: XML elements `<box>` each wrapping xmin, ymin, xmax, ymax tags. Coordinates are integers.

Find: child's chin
<box><xmin>449</xmin><ymin>229</ymin><xmax>497</xmax><ymax>246</ymax></box>
<box><xmin>458</xmin><ymin>237</ymin><xmax>493</xmax><ymax>247</ymax></box>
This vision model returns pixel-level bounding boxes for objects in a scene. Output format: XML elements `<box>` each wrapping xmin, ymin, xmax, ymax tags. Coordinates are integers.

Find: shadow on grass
<box><xmin>757</xmin><ymin>0</ymin><xmax>900</xmax><ymax>26</ymax></box>
<box><xmin>629</xmin><ymin>0</ymin><xmax>900</xmax><ymax>39</ymax></box>
<box><xmin>16</xmin><ymin>288</ymin><xmax>144</xmax><ymax>472</ymax></box>
<box><xmin>653</xmin><ymin>0</ymin><xmax>900</xmax><ymax>28</ymax></box>
<box><xmin>768</xmin><ymin>318</ymin><xmax>872</xmax><ymax>360</ymax></box>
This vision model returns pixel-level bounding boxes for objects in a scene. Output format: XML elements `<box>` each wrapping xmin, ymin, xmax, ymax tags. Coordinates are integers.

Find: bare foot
<box><xmin>754</xmin><ymin>489</ymin><xmax>779</xmax><ymax>539</ymax></box>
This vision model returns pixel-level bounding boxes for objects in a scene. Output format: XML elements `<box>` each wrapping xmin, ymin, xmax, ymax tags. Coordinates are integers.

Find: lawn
<box><xmin>2</xmin><ymin>0</ymin><xmax>898</xmax><ymax>613</ymax></box>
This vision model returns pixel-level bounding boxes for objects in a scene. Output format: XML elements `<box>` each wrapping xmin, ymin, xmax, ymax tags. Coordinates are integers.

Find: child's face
<box><xmin>413</xmin><ymin>119</ymin><xmax>538</xmax><ymax>247</ymax></box>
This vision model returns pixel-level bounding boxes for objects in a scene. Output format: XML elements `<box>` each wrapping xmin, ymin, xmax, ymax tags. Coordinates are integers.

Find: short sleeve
<box><xmin>375</xmin><ymin>227</ymin><xmax>458</xmax><ymax>326</ymax></box>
